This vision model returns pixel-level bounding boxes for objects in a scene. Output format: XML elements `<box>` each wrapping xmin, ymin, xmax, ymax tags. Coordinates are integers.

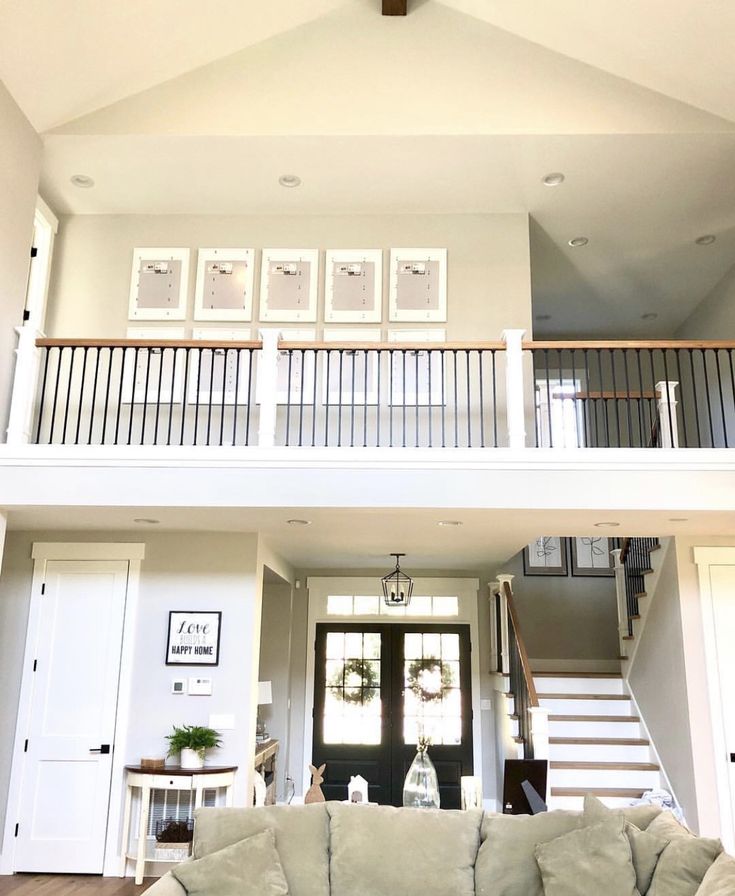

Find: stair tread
<box><xmin>550</xmin><ymin>715</ymin><xmax>640</xmax><ymax>722</ymax></box>
<box><xmin>539</xmin><ymin>693</ymin><xmax>630</xmax><ymax>700</ymax></box>
<box><xmin>533</xmin><ymin>672</ymin><xmax>622</xmax><ymax>679</ymax></box>
<box><xmin>551</xmin><ymin>787</ymin><xmax>646</xmax><ymax>797</ymax></box>
<box><xmin>550</xmin><ymin>737</ymin><xmax>650</xmax><ymax>745</ymax></box>
<box><xmin>550</xmin><ymin>761</ymin><xmax>659</xmax><ymax>771</ymax></box>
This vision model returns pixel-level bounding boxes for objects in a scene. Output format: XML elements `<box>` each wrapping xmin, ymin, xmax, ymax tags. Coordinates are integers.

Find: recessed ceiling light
<box><xmin>542</xmin><ymin>172</ymin><xmax>565</xmax><ymax>187</ymax></box>
<box><xmin>695</xmin><ymin>234</ymin><xmax>716</xmax><ymax>245</ymax></box>
<box><xmin>535</xmin><ymin>313</ymin><xmax>552</xmax><ymax>321</ymax></box>
<box><xmin>594</xmin><ymin>521</ymin><xmax>620</xmax><ymax>528</ymax></box>
<box><xmin>286</xmin><ymin>518</ymin><xmax>311</xmax><ymax>526</ymax></box>
<box><xmin>70</xmin><ymin>174</ymin><xmax>95</xmax><ymax>188</ymax></box>
<box><xmin>641</xmin><ymin>312</ymin><xmax>658</xmax><ymax>320</ymax></box>
<box><xmin>133</xmin><ymin>518</ymin><xmax>159</xmax><ymax>525</ymax></box>
<box><xmin>438</xmin><ymin>520</ymin><xmax>463</xmax><ymax>527</ymax></box>
<box><xmin>278</xmin><ymin>174</ymin><xmax>301</xmax><ymax>188</ymax></box>
<box><xmin>568</xmin><ymin>237</ymin><xmax>589</xmax><ymax>247</ymax></box>
<box><xmin>668</xmin><ymin>517</ymin><xmax>689</xmax><ymax>522</ymax></box>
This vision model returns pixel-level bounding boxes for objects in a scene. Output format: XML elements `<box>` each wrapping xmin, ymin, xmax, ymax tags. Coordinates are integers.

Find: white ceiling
<box><xmin>2</xmin><ymin>0</ymin><xmax>735</xmax><ymax>337</ymax></box>
<box><xmin>6</xmin><ymin>504</ymin><xmax>732</xmax><ymax>572</ymax></box>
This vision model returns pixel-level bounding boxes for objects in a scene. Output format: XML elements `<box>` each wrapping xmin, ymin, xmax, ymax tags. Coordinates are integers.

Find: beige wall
<box><xmin>627</xmin><ymin>541</ymin><xmax>698</xmax><ymax>828</ymax></box>
<box><xmin>0</xmin><ymin>80</ymin><xmax>42</xmax><ymax>436</ymax></box>
<box><xmin>46</xmin><ymin>213</ymin><xmax>532</xmax><ymax>341</ymax></box>
<box><xmin>677</xmin><ymin>262</ymin><xmax>735</xmax><ymax>338</ymax></box>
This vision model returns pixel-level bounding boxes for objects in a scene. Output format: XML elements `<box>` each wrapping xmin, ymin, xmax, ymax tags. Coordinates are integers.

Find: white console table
<box><xmin>121</xmin><ymin>764</ymin><xmax>237</xmax><ymax>884</ymax></box>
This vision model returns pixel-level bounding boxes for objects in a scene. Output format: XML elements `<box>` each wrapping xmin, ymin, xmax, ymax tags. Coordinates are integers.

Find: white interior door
<box><xmin>710</xmin><ymin>564</ymin><xmax>735</xmax><ymax>848</ymax></box>
<box><xmin>13</xmin><ymin>560</ymin><xmax>129</xmax><ymax>873</ymax></box>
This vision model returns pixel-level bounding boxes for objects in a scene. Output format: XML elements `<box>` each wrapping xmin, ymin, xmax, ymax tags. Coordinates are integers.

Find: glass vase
<box><xmin>403</xmin><ymin>743</ymin><xmax>440</xmax><ymax>809</ymax></box>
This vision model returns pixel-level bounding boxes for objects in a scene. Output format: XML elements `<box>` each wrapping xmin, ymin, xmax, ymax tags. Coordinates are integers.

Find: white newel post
<box><xmin>6</xmin><ymin>325</ymin><xmax>42</xmax><ymax>445</ymax></box>
<box><xmin>655</xmin><ymin>380</ymin><xmax>679</xmax><ymax>448</ymax></box>
<box><xmin>611</xmin><ymin>548</ymin><xmax>629</xmax><ymax>658</ymax></box>
<box><xmin>488</xmin><ymin>582</ymin><xmax>501</xmax><ymax>673</ymax></box>
<box><xmin>529</xmin><ymin>706</ymin><xmax>550</xmax><ymax>761</ymax></box>
<box><xmin>496</xmin><ymin>574</ymin><xmax>514</xmax><ymax>676</ymax></box>
<box><xmin>501</xmin><ymin>329</ymin><xmax>527</xmax><ymax>449</ymax></box>
<box><xmin>258</xmin><ymin>330</ymin><xmax>280</xmax><ymax>448</ymax></box>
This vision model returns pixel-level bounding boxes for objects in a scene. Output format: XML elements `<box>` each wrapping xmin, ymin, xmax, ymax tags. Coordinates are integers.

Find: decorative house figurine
<box><xmin>348</xmin><ymin>774</ymin><xmax>369</xmax><ymax>804</ymax></box>
<box><xmin>304</xmin><ymin>763</ymin><xmax>326</xmax><ymax>804</ymax></box>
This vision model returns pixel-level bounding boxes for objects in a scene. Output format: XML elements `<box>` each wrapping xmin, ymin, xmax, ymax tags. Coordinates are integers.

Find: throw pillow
<box><xmin>475</xmin><ymin>810</ymin><xmax>585</xmax><ymax>896</ymax></box>
<box><xmin>647</xmin><ymin>835</ymin><xmax>723</xmax><ymax>896</ymax></box>
<box><xmin>696</xmin><ymin>852</ymin><xmax>735</xmax><ymax>895</ymax></box>
<box><xmin>172</xmin><ymin>829</ymin><xmax>289</xmax><ymax>896</ymax></box>
<box><xmin>584</xmin><ymin>793</ymin><xmax>662</xmax><ymax>831</ymax></box>
<box><xmin>646</xmin><ymin>810</ymin><xmax>695</xmax><ymax>841</ymax></box>
<box><xmin>583</xmin><ymin>794</ymin><xmax>669</xmax><ymax>892</ymax></box>
<box><xmin>534</xmin><ymin>816</ymin><xmax>639</xmax><ymax>896</ymax></box>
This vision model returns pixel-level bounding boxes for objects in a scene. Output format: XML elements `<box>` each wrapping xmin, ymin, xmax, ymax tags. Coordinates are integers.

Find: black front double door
<box><xmin>311</xmin><ymin>623</ymin><xmax>473</xmax><ymax>808</ymax></box>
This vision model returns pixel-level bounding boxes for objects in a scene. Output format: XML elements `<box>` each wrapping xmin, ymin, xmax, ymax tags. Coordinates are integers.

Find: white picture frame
<box><xmin>259</xmin><ymin>249</ymin><xmax>318</xmax><ymax>323</ymax></box>
<box><xmin>389</xmin><ymin>248</ymin><xmax>447</xmax><ymax>323</ymax></box>
<box><xmin>128</xmin><ymin>248</ymin><xmax>189</xmax><ymax>321</ymax></box>
<box><xmin>122</xmin><ymin>327</ymin><xmax>186</xmax><ymax>404</ymax></box>
<box><xmin>188</xmin><ymin>328</ymin><xmax>253</xmax><ymax>405</ymax></box>
<box><xmin>194</xmin><ymin>248</ymin><xmax>254</xmax><ymax>322</ymax></box>
<box><xmin>324</xmin><ymin>250</ymin><xmax>382</xmax><ymax>323</ymax></box>
<box><xmin>322</xmin><ymin>328</ymin><xmax>381</xmax><ymax>405</ymax></box>
<box><xmin>388</xmin><ymin>329</ymin><xmax>446</xmax><ymax>405</ymax></box>
<box><xmin>257</xmin><ymin>328</ymin><xmax>317</xmax><ymax>405</ymax></box>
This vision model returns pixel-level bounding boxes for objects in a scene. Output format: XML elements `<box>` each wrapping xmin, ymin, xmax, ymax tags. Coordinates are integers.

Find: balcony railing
<box><xmin>7</xmin><ymin>329</ymin><xmax>735</xmax><ymax>449</ymax></box>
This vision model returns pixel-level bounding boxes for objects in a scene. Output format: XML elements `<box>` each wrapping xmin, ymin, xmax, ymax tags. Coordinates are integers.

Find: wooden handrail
<box><xmin>503</xmin><ymin>581</ymin><xmax>539</xmax><ymax>707</ymax></box>
<box><xmin>35</xmin><ymin>337</ymin><xmax>264</xmax><ymax>349</ymax></box>
<box><xmin>35</xmin><ymin>337</ymin><xmax>505</xmax><ymax>352</ymax></box>
<box><xmin>524</xmin><ymin>340</ymin><xmax>735</xmax><ymax>350</ymax></box>
<box><xmin>280</xmin><ymin>341</ymin><xmax>505</xmax><ymax>351</ymax></box>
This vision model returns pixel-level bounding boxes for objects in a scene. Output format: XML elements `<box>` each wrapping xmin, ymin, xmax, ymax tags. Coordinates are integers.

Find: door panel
<box><xmin>312</xmin><ymin>622</ymin><xmax>473</xmax><ymax>808</ymax></box>
<box><xmin>14</xmin><ymin>561</ymin><xmax>129</xmax><ymax>873</ymax></box>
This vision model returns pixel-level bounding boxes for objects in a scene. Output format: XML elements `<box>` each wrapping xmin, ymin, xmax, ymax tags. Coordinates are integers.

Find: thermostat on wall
<box><xmin>171</xmin><ymin>678</ymin><xmax>186</xmax><ymax>695</ymax></box>
<box><xmin>189</xmin><ymin>676</ymin><xmax>213</xmax><ymax>696</ymax></box>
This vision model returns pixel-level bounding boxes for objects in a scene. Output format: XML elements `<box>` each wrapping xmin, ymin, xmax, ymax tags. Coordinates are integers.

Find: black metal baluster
<box><xmin>101</xmin><ymin>347</ymin><xmax>113</xmax><ymax>446</ymax></box>
<box><xmin>453</xmin><ymin>350</ymin><xmax>459</xmax><ymax>448</ymax></box>
<box><xmin>389</xmin><ymin>350</ymin><xmax>394</xmax><ymax>447</ymax></box>
<box><xmin>465</xmin><ymin>350</ymin><xmax>472</xmax><ymax>448</ymax></box>
<box><xmin>35</xmin><ymin>346</ymin><xmax>51</xmax><ymax>444</ymax></box>
<box><xmin>544</xmin><ymin>349</ymin><xmax>553</xmax><ymax>447</ymax></box>
<box><xmin>635</xmin><ymin>350</ymin><xmax>645</xmax><ymax>447</ymax></box>
<box><xmin>415</xmin><ymin>349</ymin><xmax>420</xmax><ymax>448</ymax></box>
<box><xmin>311</xmin><ymin>349</ymin><xmax>318</xmax><ymax>447</ymax></box>
<box><xmin>714</xmin><ymin>349</ymin><xmax>728</xmax><ymax>448</ymax></box>
<box><xmin>219</xmin><ymin>348</ymin><xmax>228</xmax><ymax>447</ymax></box>
<box><xmin>598</xmin><ymin>350</ymin><xmax>609</xmax><ymax>448</ymax></box>
<box><xmin>478</xmin><ymin>351</ymin><xmax>485</xmax><ymax>449</ymax></box>
<box><xmin>193</xmin><ymin>348</ymin><xmax>203</xmax><ymax>445</ymax></box>
<box><xmin>623</xmin><ymin>350</ymin><xmax>633</xmax><ymax>448</ymax></box>
<box><xmin>232</xmin><ymin>349</ymin><xmax>241</xmax><ymax>447</ymax></box>
<box><xmin>350</xmin><ymin>350</ymin><xmax>356</xmax><ymax>448</ymax></box>
<box><xmin>297</xmin><ymin>349</ymin><xmax>306</xmax><ymax>447</ymax></box>
<box><xmin>154</xmin><ymin>348</ymin><xmax>165</xmax><ymax>445</ymax></box>
<box><xmin>180</xmin><ymin>349</ymin><xmax>191</xmax><ymax>446</ymax></box>
<box><xmin>337</xmin><ymin>350</ymin><xmax>344</xmax><ymax>448</ymax></box>
<box><xmin>206</xmin><ymin>348</ymin><xmax>216</xmax><ymax>446</ymax></box>
<box><xmin>610</xmin><ymin>349</ymin><xmax>621</xmax><ymax>448</ymax></box>
<box><xmin>688</xmin><ymin>350</ymin><xmax>702</xmax><ymax>447</ymax></box>
<box><xmin>363</xmin><ymin>350</ymin><xmax>369</xmax><ymax>448</ymax></box>
<box><xmin>245</xmin><ymin>349</ymin><xmax>254</xmax><ymax>446</ymax></box>
<box><xmin>48</xmin><ymin>346</ymin><xmax>64</xmax><ymax>444</ymax></box>
<box><xmin>325</xmin><ymin>351</ymin><xmax>331</xmax><ymax>446</ymax></box>
<box><xmin>402</xmin><ymin>350</ymin><xmax>407</xmax><ymax>448</ymax></box>
<box><xmin>557</xmin><ymin>350</ymin><xmax>566</xmax><ymax>448</ymax></box>
<box><xmin>140</xmin><ymin>347</ymin><xmax>152</xmax><ymax>445</ymax></box>
<box><xmin>61</xmin><ymin>346</ymin><xmax>76</xmax><ymax>444</ymax></box>
<box><xmin>376</xmin><ymin>350</ymin><xmax>382</xmax><ymax>447</ymax></box>
<box><xmin>87</xmin><ymin>347</ymin><xmax>101</xmax><ymax>445</ymax></box>
<box><xmin>492</xmin><ymin>350</ymin><xmax>498</xmax><ymax>448</ymax></box>
<box><xmin>168</xmin><ymin>348</ymin><xmax>178</xmax><ymax>447</ymax></box>
<box><xmin>114</xmin><ymin>347</ymin><xmax>127</xmax><ymax>446</ymax></box>
<box><xmin>440</xmin><ymin>350</ymin><xmax>446</xmax><ymax>448</ymax></box>
<box><xmin>285</xmin><ymin>350</ymin><xmax>293</xmax><ymax>447</ymax></box>
<box><xmin>127</xmin><ymin>347</ymin><xmax>139</xmax><ymax>446</ymax></box>
<box><xmin>673</xmin><ymin>349</ymin><xmax>688</xmax><ymax>449</ymax></box>
<box><xmin>700</xmin><ymin>349</ymin><xmax>715</xmax><ymax>448</ymax></box>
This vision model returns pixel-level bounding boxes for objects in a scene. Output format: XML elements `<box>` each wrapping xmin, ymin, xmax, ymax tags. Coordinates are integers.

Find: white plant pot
<box><xmin>180</xmin><ymin>748</ymin><xmax>205</xmax><ymax>770</ymax></box>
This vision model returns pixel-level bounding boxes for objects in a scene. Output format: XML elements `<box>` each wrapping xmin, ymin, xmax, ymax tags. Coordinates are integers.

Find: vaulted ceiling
<box><xmin>1</xmin><ymin>0</ymin><xmax>734</xmax><ymax>337</ymax></box>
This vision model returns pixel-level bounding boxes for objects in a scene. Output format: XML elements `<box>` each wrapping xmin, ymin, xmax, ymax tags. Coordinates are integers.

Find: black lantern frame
<box><xmin>381</xmin><ymin>552</ymin><xmax>414</xmax><ymax>607</ymax></box>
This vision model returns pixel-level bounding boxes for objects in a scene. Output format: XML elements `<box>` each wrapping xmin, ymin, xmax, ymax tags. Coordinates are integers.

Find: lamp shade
<box><xmin>257</xmin><ymin>680</ymin><xmax>273</xmax><ymax>705</ymax></box>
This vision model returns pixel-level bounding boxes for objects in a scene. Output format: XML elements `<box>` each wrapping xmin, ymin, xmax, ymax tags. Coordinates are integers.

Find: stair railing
<box><xmin>494</xmin><ymin>575</ymin><xmax>549</xmax><ymax>760</ymax></box>
<box><xmin>612</xmin><ymin>538</ymin><xmax>661</xmax><ymax>653</ymax></box>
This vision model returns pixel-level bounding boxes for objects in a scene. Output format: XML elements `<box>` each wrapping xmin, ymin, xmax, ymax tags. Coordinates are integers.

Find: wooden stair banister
<box><xmin>503</xmin><ymin>580</ymin><xmax>539</xmax><ymax>708</ymax></box>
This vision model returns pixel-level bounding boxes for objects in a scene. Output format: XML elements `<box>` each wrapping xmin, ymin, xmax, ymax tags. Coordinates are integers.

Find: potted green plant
<box><xmin>166</xmin><ymin>724</ymin><xmax>222</xmax><ymax>769</ymax></box>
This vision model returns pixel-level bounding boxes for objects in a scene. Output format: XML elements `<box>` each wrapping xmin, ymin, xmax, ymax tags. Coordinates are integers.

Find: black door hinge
<box><xmin>32</xmin><ymin>660</ymin><xmax>37</xmax><ymax>672</ymax></box>
<box><xmin>30</xmin><ymin>246</ymin><xmax>38</xmax><ymax>259</ymax></box>
<box><xmin>14</xmin><ymin>823</ymin><xmax>19</xmax><ymax>837</ymax></box>
<box><xmin>23</xmin><ymin>739</ymin><xmax>28</xmax><ymax>753</ymax></box>
<box><xmin>22</xmin><ymin>309</ymin><xmax>30</xmax><ymax>322</ymax></box>
<box><xmin>41</xmin><ymin>583</ymin><xmax>45</xmax><ymax>595</ymax></box>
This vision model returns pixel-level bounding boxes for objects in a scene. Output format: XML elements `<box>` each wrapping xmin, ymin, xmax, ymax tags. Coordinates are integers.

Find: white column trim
<box><xmin>501</xmin><ymin>329</ymin><xmax>527</xmax><ymax>449</ymax></box>
<box><xmin>257</xmin><ymin>329</ymin><xmax>280</xmax><ymax>448</ymax></box>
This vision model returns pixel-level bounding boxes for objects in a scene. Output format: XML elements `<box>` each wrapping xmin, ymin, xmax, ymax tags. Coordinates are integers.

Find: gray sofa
<box><xmin>144</xmin><ymin>798</ymin><xmax>735</xmax><ymax>896</ymax></box>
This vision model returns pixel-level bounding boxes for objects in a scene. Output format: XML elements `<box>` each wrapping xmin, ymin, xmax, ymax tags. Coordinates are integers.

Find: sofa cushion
<box><xmin>646</xmin><ymin>830</ymin><xmax>722</xmax><ymax>896</ymax></box>
<box><xmin>327</xmin><ymin>802</ymin><xmax>483</xmax><ymax>896</ymax></box>
<box><xmin>695</xmin><ymin>852</ymin><xmax>735</xmax><ymax>895</ymax></box>
<box><xmin>475</xmin><ymin>810</ymin><xmax>585</xmax><ymax>896</ymax></box>
<box><xmin>584</xmin><ymin>793</ymin><xmax>662</xmax><ymax>831</ymax></box>
<box><xmin>534</xmin><ymin>816</ymin><xmax>639</xmax><ymax>896</ymax></box>
<box><xmin>583</xmin><ymin>794</ymin><xmax>668</xmax><ymax>892</ymax></box>
<box><xmin>193</xmin><ymin>804</ymin><xmax>329</xmax><ymax>896</ymax></box>
<box><xmin>173</xmin><ymin>829</ymin><xmax>288</xmax><ymax>896</ymax></box>
<box><xmin>646</xmin><ymin>810</ymin><xmax>694</xmax><ymax>840</ymax></box>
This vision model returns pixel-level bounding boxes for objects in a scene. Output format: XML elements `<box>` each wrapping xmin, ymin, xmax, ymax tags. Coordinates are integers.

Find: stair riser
<box><xmin>549</xmin><ymin>743</ymin><xmax>651</xmax><ymax>763</ymax></box>
<box><xmin>547</xmin><ymin>795</ymin><xmax>642</xmax><ymax>811</ymax></box>
<box><xmin>549</xmin><ymin>720</ymin><xmax>643</xmax><ymax>738</ymax></box>
<box><xmin>549</xmin><ymin>769</ymin><xmax>661</xmax><ymax>789</ymax></box>
<box><xmin>533</xmin><ymin>677</ymin><xmax>625</xmax><ymax>695</ymax></box>
<box><xmin>540</xmin><ymin>698</ymin><xmax>632</xmax><ymax>715</ymax></box>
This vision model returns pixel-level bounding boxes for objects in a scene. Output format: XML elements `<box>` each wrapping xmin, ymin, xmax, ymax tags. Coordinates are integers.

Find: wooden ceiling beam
<box><xmin>382</xmin><ymin>0</ymin><xmax>407</xmax><ymax>15</ymax></box>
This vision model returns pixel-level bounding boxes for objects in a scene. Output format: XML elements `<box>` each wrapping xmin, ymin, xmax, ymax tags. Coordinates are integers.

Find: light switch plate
<box><xmin>480</xmin><ymin>699</ymin><xmax>493</xmax><ymax>711</ymax></box>
<box><xmin>188</xmin><ymin>676</ymin><xmax>213</xmax><ymax>696</ymax></box>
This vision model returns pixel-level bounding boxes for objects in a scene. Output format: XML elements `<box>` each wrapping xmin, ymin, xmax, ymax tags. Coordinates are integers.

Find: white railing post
<box><xmin>611</xmin><ymin>547</ymin><xmax>629</xmax><ymax>658</ymax></box>
<box><xmin>529</xmin><ymin>706</ymin><xmax>550</xmax><ymax>761</ymax></box>
<box><xmin>655</xmin><ymin>381</ymin><xmax>679</xmax><ymax>448</ymax></box>
<box><xmin>496</xmin><ymin>573</ymin><xmax>514</xmax><ymax>676</ymax></box>
<box><xmin>258</xmin><ymin>330</ymin><xmax>280</xmax><ymax>448</ymax></box>
<box><xmin>501</xmin><ymin>329</ymin><xmax>527</xmax><ymax>449</ymax></box>
<box><xmin>6</xmin><ymin>325</ymin><xmax>42</xmax><ymax>445</ymax></box>
<box><xmin>488</xmin><ymin>582</ymin><xmax>500</xmax><ymax>672</ymax></box>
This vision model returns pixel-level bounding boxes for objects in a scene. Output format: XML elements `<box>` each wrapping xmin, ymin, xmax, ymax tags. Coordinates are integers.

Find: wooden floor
<box><xmin>0</xmin><ymin>876</ymin><xmax>156</xmax><ymax>895</ymax></box>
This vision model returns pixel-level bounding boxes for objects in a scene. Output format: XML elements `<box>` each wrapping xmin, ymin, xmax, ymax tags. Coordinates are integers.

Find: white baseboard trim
<box><xmin>529</xmin><ymin>658</ymin><xmax>622</xmax><ymax>673</ymax></box>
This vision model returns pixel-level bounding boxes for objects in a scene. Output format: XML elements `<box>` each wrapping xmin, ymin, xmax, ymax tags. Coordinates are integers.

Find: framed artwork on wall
<box><xmin>128</xmin><ymin>248</ymin><xmax>189</xmax><ymax>321</ymax></box>
<box><xmin>389</xmin><ymin>248</ymin><xmax>447</xmax><ymax>323</ymax></box>
<box><xmin>322</xmin><ymin>328</ymin><xmax>381</xmax><ymax>404</ymax></box>
<box><xmin>324</xmin><ymin>250</ymin><xmax>382</xmax><ymax>323</ymax></box>
<box><xmin>388</xmin><ymin>329</ymin><xmax>445</xmax><ymax>406</ymax></box>
<box><xmin>570</xmin><ymin>536</ymin><xmax>615</xmax><ymax>577</ymax></box>
<box><xmin>523</xmin><ymin>537</ymin><xmax>568</xmax><ymax>576</ymax></box>
<box><xmin>188</xmin><ymin>328</ymin><xmax>253</xmax><ymax>405</ymax></box>
<box><xmin>259</xmin><ymin>249</ymin><xmax>318</xmax><ymax>323</ymax></box>
<box><xmin>166</xmin><ymin>610</ymin><xmax>221</xmax><ymax>666</ymax></box>
<box><xmin>194</xmin><ymin>248</ymin><xmax>254</xmax><ymax>322</ymax></box>
<box><xmin>122</xmin><ymin>327</ymin><xmax>186</xmax><ymax>404</ymax></box>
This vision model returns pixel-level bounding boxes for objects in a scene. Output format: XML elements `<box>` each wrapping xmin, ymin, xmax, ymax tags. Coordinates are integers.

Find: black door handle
<box><xmin>89</xmin><ymin>744</ymin><xmax>111</xmax><ymax>754</ymax></box>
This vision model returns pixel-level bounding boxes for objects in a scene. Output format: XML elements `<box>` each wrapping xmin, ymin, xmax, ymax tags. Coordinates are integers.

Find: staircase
<box><xmin>535</xmin><ymin>670</ymin><xmax>663</xmax><ymax>810</ymax></box>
